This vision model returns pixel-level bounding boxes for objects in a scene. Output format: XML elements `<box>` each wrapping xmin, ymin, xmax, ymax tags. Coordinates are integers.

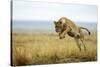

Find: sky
<box><xmin>13</xmin><ymin>0</ymin><xmax>97</xmax><ymax>23</ymax></box>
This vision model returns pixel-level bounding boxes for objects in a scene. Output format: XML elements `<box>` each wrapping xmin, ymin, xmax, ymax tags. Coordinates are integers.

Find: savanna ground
<box><xmin>12</xmin><ymin>32</ymin><xmax>97</xmax><ymax>66</ymax></box>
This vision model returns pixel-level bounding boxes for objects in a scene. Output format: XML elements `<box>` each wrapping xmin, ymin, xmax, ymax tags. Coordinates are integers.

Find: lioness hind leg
<box><xmin>80</xmin><ymin>31</ymin><xmax>86</xmax><ymax>51</ymax></box>
<box><xmin>74</xmin><ymin>38</ymin><xmax>81</xmax><ymax>51</ymax></box>
<box><xmin>80</xmin><ymin>38</ymin><xmax>86</xmax><ymax>51</ymax></box>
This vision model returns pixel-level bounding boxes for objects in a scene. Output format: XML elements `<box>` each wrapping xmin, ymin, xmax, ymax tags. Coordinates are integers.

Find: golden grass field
<box><xmin>12</xmin><ymin>32</ymin><xmax>97</xmax><ymax>66</ymax></box>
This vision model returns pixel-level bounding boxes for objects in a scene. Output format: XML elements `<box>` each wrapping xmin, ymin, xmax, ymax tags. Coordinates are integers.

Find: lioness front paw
<box><xmin>59</xmin><ymin>36</ymin><xmax>65</xmax><ymax>39</ymax></box>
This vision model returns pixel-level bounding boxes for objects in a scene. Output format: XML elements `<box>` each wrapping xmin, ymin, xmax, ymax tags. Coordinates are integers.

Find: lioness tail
<box><xmin>80</xmin><ymin>27</ymin><xmax>91</xmax><ymax>35</ymax></box>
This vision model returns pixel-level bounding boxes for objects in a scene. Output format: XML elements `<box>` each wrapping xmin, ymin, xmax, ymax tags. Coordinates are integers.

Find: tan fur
<box><xmin>54</xmin><ymin>17</ymin><xmax>91</xmax><ymax>51</ymax></box>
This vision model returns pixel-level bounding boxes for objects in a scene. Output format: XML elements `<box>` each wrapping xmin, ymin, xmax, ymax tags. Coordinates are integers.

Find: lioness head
<box><xmin>54</xmin><ymin>21</ymin><xmax>63</xmax><ymax>33</ymax></box>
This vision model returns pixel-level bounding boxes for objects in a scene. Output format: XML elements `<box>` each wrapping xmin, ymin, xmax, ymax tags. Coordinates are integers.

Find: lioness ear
<box><xmin>54</xmin><ymin>21</ymin><xmax>56</xmax><ymax>24</ymax></box>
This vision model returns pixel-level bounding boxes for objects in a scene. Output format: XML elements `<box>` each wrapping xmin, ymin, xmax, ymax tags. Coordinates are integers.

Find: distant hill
<box><xmin>12</xmin><ymin>20</ymin><xmax>97</xmax><ymax>33</ymax></box>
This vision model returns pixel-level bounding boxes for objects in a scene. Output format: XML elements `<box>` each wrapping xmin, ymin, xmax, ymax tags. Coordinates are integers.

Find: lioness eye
<box><xmin>59</xmin><ymin>21</ymin><xmax>62</xmax><ymax>24</ymax></box>
<box><xmin>55</xmin><ymin>26</ymin><xmax>58</xmax><ymax>28</ymax></box>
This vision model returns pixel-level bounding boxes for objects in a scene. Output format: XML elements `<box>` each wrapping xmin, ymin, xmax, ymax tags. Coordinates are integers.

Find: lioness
<box><xmin>54</xmin><ymin>17</ymin><xmax>90</xmax><ymax>51</ymax></box>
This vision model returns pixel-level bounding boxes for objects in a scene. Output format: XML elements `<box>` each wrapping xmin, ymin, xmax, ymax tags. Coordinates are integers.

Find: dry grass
<box><xmin>12</xmin><ymin>32</ymin><xmax>97</xmax><ymax>66</ymax></box>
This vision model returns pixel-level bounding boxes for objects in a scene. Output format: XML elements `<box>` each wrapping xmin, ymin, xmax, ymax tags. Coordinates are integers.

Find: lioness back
<box><xmin>58</xmin><ymin>17</ymin><xmax>79</xmax><ymax>32</ymax></box>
